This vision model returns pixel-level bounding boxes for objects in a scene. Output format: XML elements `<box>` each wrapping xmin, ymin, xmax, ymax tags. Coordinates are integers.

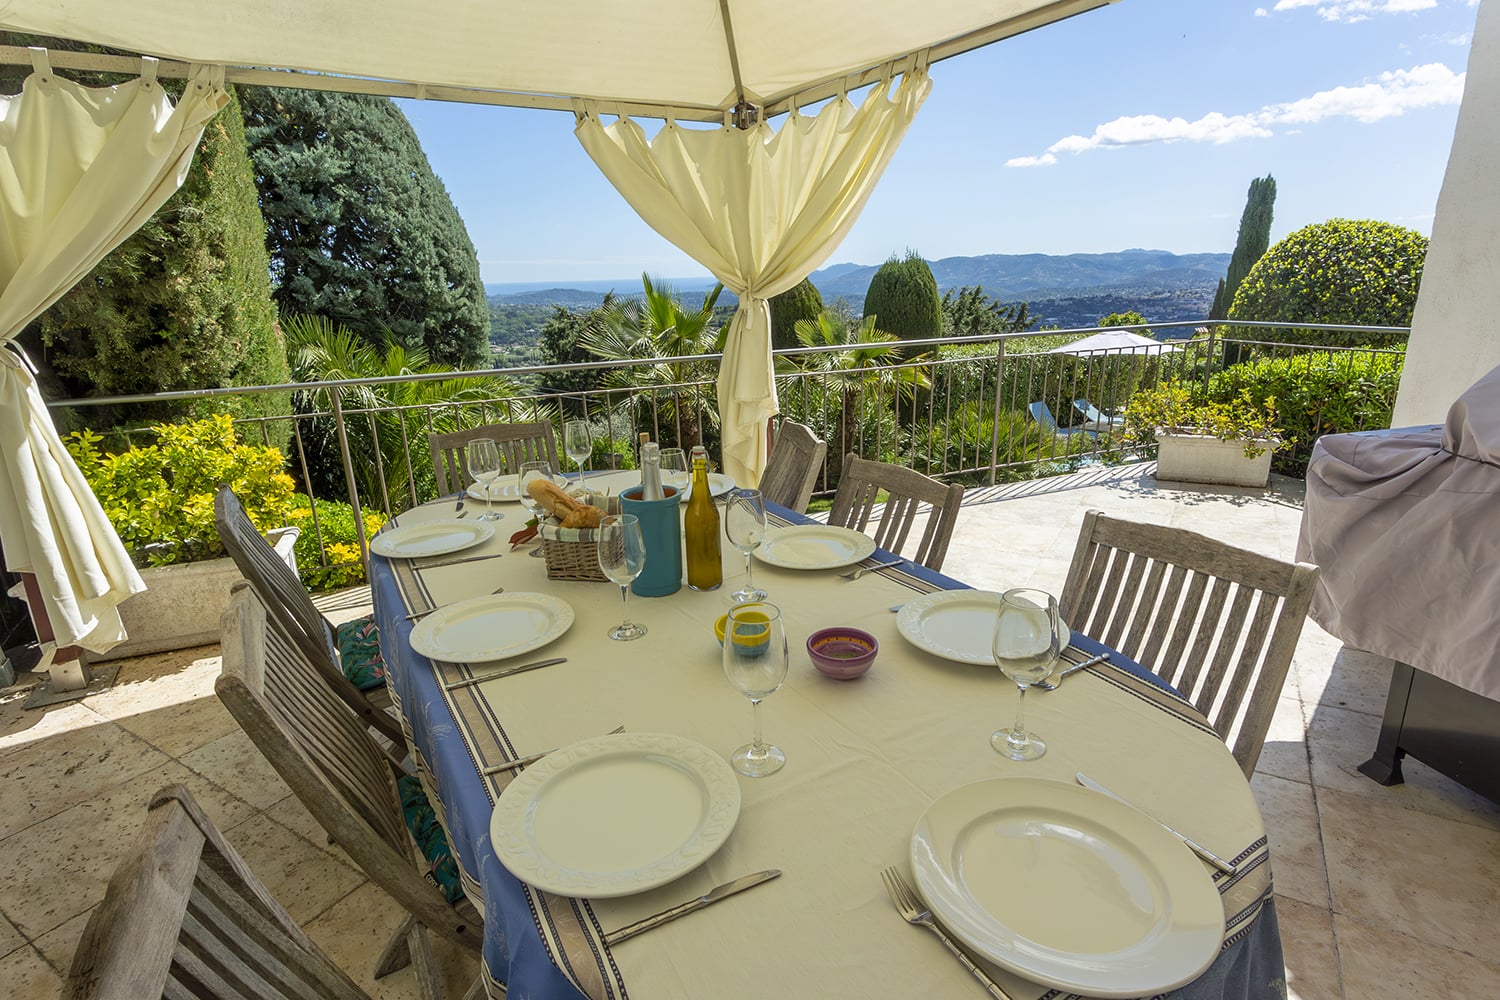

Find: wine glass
<box><xmin>516</xmin><ymin>459</ymin><xmax>555</xmax><ymax>558</ymax></box>
<box><xmin>721</xmin><ymin>602</ymin><xmax>789</xmax><ymax>777</ymax></box>
<box><xmin>464</xmin><ymin>437</ymin><xmax>504</xmax><ymax>522</ymax></box>
<box><xmin>725</xmin><ymin>489</ymin><xmax>768</xmax><ymax>602</ymax></box>
<box><xmin>991</xmin><ymin>588</ymin><xmax>1061</xmax><ymax>761</ymax></box>
<box><xmin>564</xmin><ymin>419</ymin><xmax>592</xmax><ymax>491</ymax></box>
<box><xmin>659</xmin><ymin>447</ymin><xmax>688</xmax><ymax>493</ymax></box>
<box><xmin>597</xmin><ymin>514</ymin><xmax>647</xmax><ymax>641</ymax></box>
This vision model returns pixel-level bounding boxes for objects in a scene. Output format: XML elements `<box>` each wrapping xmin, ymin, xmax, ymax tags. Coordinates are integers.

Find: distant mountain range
<box><xmin>485</xmin><ymin>249</ymin><xmax>1232</xmax><ymax>329</ymax></box>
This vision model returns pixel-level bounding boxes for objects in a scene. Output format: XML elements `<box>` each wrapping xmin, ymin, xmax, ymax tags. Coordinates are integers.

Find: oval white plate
<box><xmin>491</xmin><ymin>732</ymin><xmax>740</xmax><ymax>897</ymax></box>
<box><xmin>660</xmin><ymin>471</ymin><xmax>735</xmax><ymax>500</ymax></box>
<box><xmin>753</xmin><ymin>525</ymin><xmax>877</xmax><ymax>570</ymax></box>
<box><xmin>896</xmin><ymin>590</ymin><xmax>1071</xmax><ymax>666</ymax></box>
<box><xmin>911</xmin><ymin>777</ymin><xmax>1224</xmax><ymax>998</ymax></box>
<box><xmin>466</xmin><ymin>474</ymin><xmax>523</xmax><ymax>502</ymax></box>
<box><xmin>370</xmin><ymin>519</ymin><xmax>495</xmax><ymax>559</ymax></box>
<box><xmin>409</xmin><ymin>592</ymin><xmax>574</xmax><ymax>663</ymax></box>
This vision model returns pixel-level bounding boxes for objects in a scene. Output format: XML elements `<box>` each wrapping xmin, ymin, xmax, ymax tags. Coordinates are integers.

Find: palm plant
<box><xmin>580</xmin><ymin>274</ymin><xmax>724</xmax><ymax>451</ymax></box>
<box><xmin>283</xmin><ymin>315</ymin><xmax>541</xmax><ymax>511</ymax></box>
<box><xmin>787</xmin><ymin>310</ymin><xmax>929</xmax><ymax>466</ymax></box>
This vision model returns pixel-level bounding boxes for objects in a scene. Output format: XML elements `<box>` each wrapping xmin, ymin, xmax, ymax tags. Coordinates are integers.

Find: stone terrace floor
<box><xmin>3</xmin><ymin>461</ymin><xmax>1498</xmax><ymax>998</ymax></box>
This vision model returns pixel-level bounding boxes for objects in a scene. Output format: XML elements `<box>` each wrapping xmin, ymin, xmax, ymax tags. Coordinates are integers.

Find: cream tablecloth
<box><xmin>372</xmin><ymin>472</ymin><xmax>1281</xmax><ymax>1000</ymax></box>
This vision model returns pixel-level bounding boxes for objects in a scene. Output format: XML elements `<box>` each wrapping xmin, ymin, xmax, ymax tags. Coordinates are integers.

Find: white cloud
<box><xmin>1005</xmin><ymin>62</ymin><xmax>1463</xmax><ymax>167</ymax></box>
<box><xmin>1255</xmin><ymin>6</ymin><xmax>1270</xmax><ymax>14</ymax></box>
<box><xmin>1270</xmin><ymin>0</ymin><xmax>1437</xmax><ymax>23</ymax></box>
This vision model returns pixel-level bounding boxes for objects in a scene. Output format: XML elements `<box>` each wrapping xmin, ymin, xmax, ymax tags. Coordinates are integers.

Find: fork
<box><xmin>842</xmin><ymin>558</ymin><xmax>904</xmax><ymax>581</ymax></box>
<box><xmin>880</xmin><ymin>867</ymin><xmax>1015</xmax><ymax>1000</ymax></box>
<box><xmin>480</xmin><ymin>725</ymin><xmax>625</xmax><ymax>775</ymax></box>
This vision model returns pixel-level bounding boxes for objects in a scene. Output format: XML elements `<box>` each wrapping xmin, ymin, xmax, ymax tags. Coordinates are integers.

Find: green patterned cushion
<box><xmin>335</xmin><ymin>614</ymin><xmax>386</xmax><ymax>691</ymax></box>
<box><xmin>396</xmin><ymin>774</ymin><xmax>464</xmax><ymax>904</ymax></box>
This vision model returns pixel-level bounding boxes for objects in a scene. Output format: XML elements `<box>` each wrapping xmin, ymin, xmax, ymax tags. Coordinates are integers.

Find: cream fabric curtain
<box><xmin>575</xmin><ymin>65</ymin><xmax>931</xmax><ymax>485</ymax></box>
<box><xmin>0</xmin><ymin>54</ymin><xmax>227</xmax><ymax>652</ymax></box>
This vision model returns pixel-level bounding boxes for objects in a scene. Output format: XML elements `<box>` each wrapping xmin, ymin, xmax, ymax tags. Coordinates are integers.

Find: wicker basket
<box><xmin>538</xmin><ymin>494</ymin><xmax>621</xmax><ymax>582</ymax></box>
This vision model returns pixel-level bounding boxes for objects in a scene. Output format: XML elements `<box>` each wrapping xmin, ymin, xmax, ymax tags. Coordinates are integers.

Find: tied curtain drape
<box><xmin>575</xmin><ymin>64</ymin><xmax>930</xmax><ymax>486</ymax></box>
<box><xmin>0</xmin><ymin>54</ymin><xmax>227</xmax><ymax>652</ymax></box>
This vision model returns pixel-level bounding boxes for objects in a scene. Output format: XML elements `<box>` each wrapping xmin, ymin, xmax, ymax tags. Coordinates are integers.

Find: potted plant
<box><xmin>66</xmin><ymin>415</ymin><xmax>301</xmax><ymax>660</ymax></box>
<box><xmin>1124</xmin><ymin>380</ymin><xmax>1286</xmax><ymax>487</ymax></box>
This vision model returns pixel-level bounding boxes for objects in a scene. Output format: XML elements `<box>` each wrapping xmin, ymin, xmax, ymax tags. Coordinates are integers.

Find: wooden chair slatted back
<box><xmin>428</xmin><ymin>422</ymin><xmax>560</xmax><ymax>495</ymax></box>
<box><xmin>65</xmin><ymin>785</ymin><xmax>370</xmax><ymax>999</ymax></box>
<box><xmin>758</xmin><ymin>420</ymin><xmax>827</xmax><ymax>514</ymax></box>
<box><xmin>827</xmin><ymin>454</ymin><xmax>964</xmax><ymax>571</ymax></box>
<box><xmin>1060</xmin><ymin>510</ymin><xmax>1319</xmax><ymax>776</ymax></box>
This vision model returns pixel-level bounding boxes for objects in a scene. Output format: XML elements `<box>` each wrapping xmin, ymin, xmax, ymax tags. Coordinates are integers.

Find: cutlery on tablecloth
<box><xmin>603</xmin><ymin>869</ymin><xmax>782</xmax><ymax>946</ymax></box>
<box><xmin>409</xmin><ymin>551</ymin><xmax>503</xmax><ymax>569</ymax></box>
<box><xmin>480</xmin><ymin>725</ymin><xmax>625</xmax><ymax>776</ymax></box>
<box><xmin>1031</xmin><ymin>652</ymin><xmax>1110</xmax><ymax>691</ymax></box>
<box><xmin>443</xmin><ymin>657</ymin><xmax>567</xmax><ymax>690</ymax></box>
<box><xmin>842</xmin><ymin>559</ymin><xmax>904</xmax><ymax>581</ymax></box>
<box><xmin>1074</xmin><ymin>773</ymin><xmax>1237</xmax><ymax>874</ymax></box>
<box><xmin>880</xmin><ymin>867</ymin><xmax>1015</xmax><ymax>1000</ymax></box>
<box><xmin>406</xmin><ymin>586</ymin><xmax>505</xmax><ymax>621</ymax></box>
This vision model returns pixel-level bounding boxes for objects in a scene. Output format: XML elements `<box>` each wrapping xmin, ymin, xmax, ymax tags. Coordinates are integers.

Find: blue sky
<box><xmin>397</xmin><ymin>0</ymin><xmax>1481</xmax><ymax>286</ymax></box>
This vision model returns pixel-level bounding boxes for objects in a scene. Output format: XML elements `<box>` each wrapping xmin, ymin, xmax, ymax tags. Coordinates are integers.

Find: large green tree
<box><xmin>942</xmin><ymin>285</ymin><xmax>1035</xmax><ymax>338</ymax></box>
<box><xmin>769</xmin><ymin>278</ymin><xmax>825</xmax><ymax>351</ymax></box>
<box><xmin>240</xmin><ymin>87</ymin><xmax>490</xmax><ymax>368</ymax></box>
<box><xmin>1228</xmin><ymin>218</ymin><xmax>1426</xmax><ymax>348</ymax></box>
<box><xmin>862</xmin><ymin>250</ymin><xmax>942</xmax><ymax>344</ymax></box>
<box><xmin>1210</xmin><ymin>175</ymin><xmax>1277</xmax><ymax>321</ymax></box>
<box><xmin>10</xmin><ymin>79</ymin><xmax>289</xmax><ymax>432</ymax></box>
<box><xmin>537</xmin><ymin>298</ymin><xmax>616</xmax><ymax>411</ymax></box>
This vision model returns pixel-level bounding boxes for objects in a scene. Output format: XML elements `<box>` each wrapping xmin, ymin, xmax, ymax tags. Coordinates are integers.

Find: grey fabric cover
<box><xmin>1297</xmin><ymin>363</ymin><xmax>1500</xmax><ymax>701</ymax></box>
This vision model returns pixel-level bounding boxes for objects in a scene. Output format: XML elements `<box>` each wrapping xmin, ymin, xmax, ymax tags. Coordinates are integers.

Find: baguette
<box><xmin>527</xmin><ymin>479</ymin><xmax>583</xmax><ymax>519</ymax></box>
<box><xmin>561</xmin><ymin>505</ymin><xmax>605</xmax><ymax>529</ymax></box>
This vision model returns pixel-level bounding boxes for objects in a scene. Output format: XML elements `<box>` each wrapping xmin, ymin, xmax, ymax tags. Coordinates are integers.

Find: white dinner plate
<box><xmin>369</xmin><ymin>519</ymin><xmax>495</xmax><ymax>559</ymax></box>
<box><xmin>660</xmin><ymin>471</ymin><xmax>735</xmax><ymax>500</ymax></box>
<box><xmin>409</xmin><ymin>592</ymin><xmax>574</xmax><ymax>663</ymax></box>
<box><xmin>911</xmin><ymin>777</ymin><xmax>1224</xmax><ymax>998</ymax></box>
<box><xmin>491</xmin><ymin>732</ymin><xmax>741</xmax><ymax>897</ymax></box>
<box><xmin>466</xmin><ymin>474</ymin><xmax>523</xmax><ymax>502</ymax></box>
<box><xmin>896</xmin><ymin>590</ymin><xmax>1071</xmax><ymax>666</ymax></box>
<box><xmin>753</xmin><ymin>525</ymin><xmax>877</xmax><ymax>570</ymax></box>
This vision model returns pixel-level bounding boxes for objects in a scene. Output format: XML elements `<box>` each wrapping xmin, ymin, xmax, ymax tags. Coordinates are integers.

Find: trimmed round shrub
<box><xmin>863</xmin><ymin>250</ymin><xmax>942</xmax><ymax>344</ymax></box>
<box><xmin>769</xmin><ymin>278</ymin><xmax>824</xmax><ymax>351</ymax></box>
<box><xmin>1227</xmin><ymin>219</ymin><xmax>1426</xmax><ymax>348</ymax></box>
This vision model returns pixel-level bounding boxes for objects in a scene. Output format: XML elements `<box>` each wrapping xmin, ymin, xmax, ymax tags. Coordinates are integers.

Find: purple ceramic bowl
<box><xmin>807</xmin><ymin>627</ymin><xmax>878</xmax><ymax>680</ymax></box>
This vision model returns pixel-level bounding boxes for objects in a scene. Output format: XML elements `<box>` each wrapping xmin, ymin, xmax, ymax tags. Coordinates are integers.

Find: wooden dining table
<box><xmin>370</xmin><ymin>470</ymin><xmax>1285</xmax><ymax>1000</ymax></box>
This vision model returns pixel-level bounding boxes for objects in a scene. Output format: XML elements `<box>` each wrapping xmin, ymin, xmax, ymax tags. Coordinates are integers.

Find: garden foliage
<box><xmin>1210</xmin><ymin>175</ymin><xmax>1276</xmax><ymax>321</ymax></box>
<box><xmin>1124</xmin><ymin>380</ymin><xmax>1284</xmax><ymax>459</ymax></box>
<box><xmin>863</xmin><ymin>250</ymin><xmax>942</xmax><ymax>344</ymax></box>
<box><xmin>289</xmin><ymin>497</ymin><xmax>387</xmax><ymax>591</ymax></box>
<box><xmin>769</xmin><ymin>278</ymin><xmax>825</xmax><ymax>351</ymax></box>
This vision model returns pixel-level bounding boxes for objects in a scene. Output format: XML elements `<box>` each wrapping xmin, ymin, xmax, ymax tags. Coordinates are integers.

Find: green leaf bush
<box><xmin>1227</xmin><ymin>219</ymin><xmax>1426</xmax><ymax>348</ymax></box>
<box><xmin>1124</xmin><ymin>380</ymin><xmax>1285</xmax><ymax>459</ymax></box>
<box><xmin>1205</xmin><ymin>348</ymin><xmax>1405</xmax><ymax>476</ymax></box>
<box><xmin>66</xmin><ymin>415</ymin><xmax>295</xmax><ymax>566</ymax></box>
<box><xmin>289</xmin><ymin>496</ymin><xmax>386</xmax><ymax>591</ymax></box>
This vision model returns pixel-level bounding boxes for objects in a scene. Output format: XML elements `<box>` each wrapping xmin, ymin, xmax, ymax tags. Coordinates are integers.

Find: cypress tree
<box><xmin>769</xmin><ymin>278</ymin><xmax>825</xmax><ymax>351</ymax></box>
<box><xmin>1211</xmin><ymin>175</ymin><xmax>1276</xmax><ymax>321</ymax></box>
<box><xmin>862</xmin><ymin>250</ymin><xmax>943</xmax><ymax>345</ymax></box>
<box><xmin>241</xmin><ymin>88</ymin><xmax>490</xmax><ymax>368</ymax></box>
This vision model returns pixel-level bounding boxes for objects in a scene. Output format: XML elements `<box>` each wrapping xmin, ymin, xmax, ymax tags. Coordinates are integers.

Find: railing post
<box><xmin>328</xmin><ymin>388</ymin><xmax>369</xmax><ymax>570</ymax></box>
<box><xmin>1201</xmin><ymin>324</ymin><xmax>1218</xmax><ymax>393</ymax></box>
<box><xmin>988</xmin><ymin>338</ymin><xmax>1006</xmax><ymax>486</ymax></box>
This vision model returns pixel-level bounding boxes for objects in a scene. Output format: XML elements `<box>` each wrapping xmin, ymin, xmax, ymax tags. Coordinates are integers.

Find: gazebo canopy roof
<box><xmin>0</xmin><ymin>0</ymin><xmax>1116</xmax><ymax>119</ymax></box>
<box><xmin>1049</xmin><ymin>329</ymin><xmax>1181</xmax><ymax>356</ymax></box>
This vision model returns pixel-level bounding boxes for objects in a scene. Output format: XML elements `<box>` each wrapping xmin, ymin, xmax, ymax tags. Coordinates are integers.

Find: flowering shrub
<box><xmin>1124</xmin><ymin>380</ymin><xmax>1285</xmax><ymax>459</ymax></box>
<box><xmin>289</xmin><ymin>496</ymin><xmax>387</xmax><ymax>592</ymax></box>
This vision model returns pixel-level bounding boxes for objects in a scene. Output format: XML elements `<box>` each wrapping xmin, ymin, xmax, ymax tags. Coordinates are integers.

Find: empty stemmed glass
<box><xmin>991</xmin><ymin>587</ymin><xmax>1061</xmax><ymax>761</ymax></box>
<box><xmin>659</xmin><ymin>447</ymin><xmax>688</xmax><ymax>493</ymax></box>
<box><xmin>564</xmin><ymin>419</ymin><xmax>592</xmax><ymax>491</ymax></box>
<box><xmin>725</xmin><ymin>489</ymin><xmax>768</xmax><ymax>602</ymax></box>
<box><xmin>464</xmin><ymin>437</ymin><xmax>504</xmax><ymax>522</ymax></box>
<box><xmin>597</xmin><ymin>514</ymin><xmax>647</xmax><ymax>640</ymax></box>
<box><xmin>722</xmin><ymin>602</ymin><xmax>789</xmax><ymax>777</ymax></box>
<box><xmin>516</xmin><ymin>459</ymin><xmax>555</xmax><ymax>558</ymax></box>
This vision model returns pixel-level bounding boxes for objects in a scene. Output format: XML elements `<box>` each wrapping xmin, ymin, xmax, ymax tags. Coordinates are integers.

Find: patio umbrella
<box><xmin>0</xmin><ymin>53</ymin><xmax>227</xmax><ymax>653</ymax></box>
<box><xmin>1049</xmin><ymin>329</ymin><xmax>1182</xmax><ymax>356</ymax></box>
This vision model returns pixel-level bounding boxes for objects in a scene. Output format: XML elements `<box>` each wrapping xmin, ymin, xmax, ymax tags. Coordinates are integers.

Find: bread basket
<box><xmin>538</xmin><ymin>493</ymin><xmax>622</xmax><ymax>582</ymax></box>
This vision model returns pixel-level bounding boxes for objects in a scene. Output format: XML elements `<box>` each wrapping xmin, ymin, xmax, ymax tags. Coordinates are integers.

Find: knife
<box><xmin>443</xmin><ymin>657</ymin><xmax>567</xmax><ymax>690</ymax></box>
<box><xmin>1075</xmin><ymin>773</ymin><xmax>1237</xmax><ymax>875</ymax></box>
<box><xmin>410</xmin><ymin>551</ymin><xmax>503</xmax><ymax>569</ymax></box>
<box><xmin>603</xmin><ymin>869</ymin><xmax>782</xmax><ymax>945</ymax></box>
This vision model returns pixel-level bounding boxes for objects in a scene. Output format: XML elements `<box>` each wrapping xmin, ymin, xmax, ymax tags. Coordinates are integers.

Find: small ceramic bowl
<box><xmin>807</xmin><ymin>627</ymin><xmax>878</xmax><ymax>680</ymax></box>
<box><xmin>714</xmin><ymin>610</ymin><xmax>772</xmax><ymax>656</ymax></box>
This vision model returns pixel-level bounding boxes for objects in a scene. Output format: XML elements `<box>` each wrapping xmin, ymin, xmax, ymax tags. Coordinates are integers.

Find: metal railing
<box><xmin>48</xmin><ymin>318</ymin><xmax>1408</xmax><ymax>582</ymax></box>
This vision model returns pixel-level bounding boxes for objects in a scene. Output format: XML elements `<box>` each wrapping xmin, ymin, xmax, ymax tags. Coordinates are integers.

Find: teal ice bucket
<box><xmin>620</xmin><ymin>486</ymin><xmax>682</xmax><ymax>597</ymax></box>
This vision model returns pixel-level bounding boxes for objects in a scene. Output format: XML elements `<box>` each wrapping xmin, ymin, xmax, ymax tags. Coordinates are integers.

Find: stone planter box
<box><xmin>83</xmin><ymin>527</ymin><xmax>300</xmax><ymax>663</ymax></box>
<box><xmin>1154</xmin><ymin>431</ymin><xmax>1275</xmax><ymax>488</ymax></box>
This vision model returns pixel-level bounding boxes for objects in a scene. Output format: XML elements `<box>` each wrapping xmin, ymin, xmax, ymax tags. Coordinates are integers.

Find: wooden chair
<box><xmin>214</xmin><ymin>488</ymin><xmax>406</xmax><ymax>752</ymax></box>
<box><xmin>65</xmin><ymin>784</ymin><xmax>372</xmax><ymax>999</ymax></box>
<box><xmin>429</xmin><ymin>421</ymin><xmax>560</xmax><ymax>495</ymax></box>
<box><xmin>217</xmin><ymin>585</ymin><xmax>483</xmax><ymax>998</ymax></box>
<box><xmin>1060</xmin><ymin>510</ymin><xmax>1320</xmax><ymax>777</ymax></box>
<box><xmin>758</xmin><ymin>419</ymin><xmax>827</xmax><ymax>514</ymax></box>
<box><xmin>826</xmin><ymin>454</ymin><xmax>965</xmax><ymax>571</ymax></box>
